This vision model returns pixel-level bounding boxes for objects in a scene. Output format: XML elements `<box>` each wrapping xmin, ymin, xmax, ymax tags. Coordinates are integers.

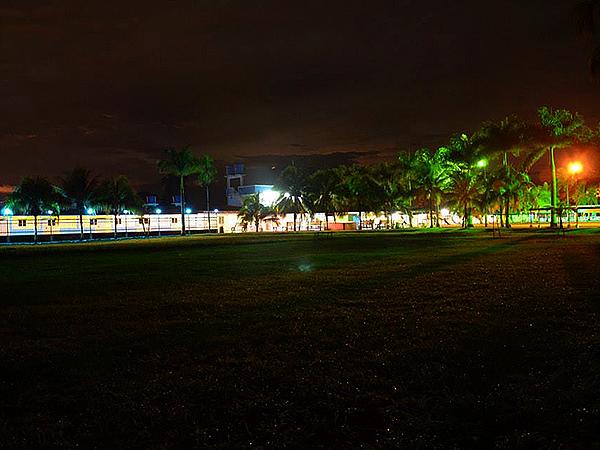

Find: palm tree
<box><xmin>414</xmin><ymin>148</ymin><xmax>454</xmax><ymax>227</ymax></box>
<box><xmin>97</xmin><ymin>176</ymin><xmax>141</xmax><ymax>238</ymax></box>
<box><xmin>275</xmin><ymin>164</ymin><xmax>306</xmax><ymax>231</ymax></box>
<box><xmin>158</xmin><ymin>147</ymin><xmax>201</xmax><ymax>235</ymax></box>
<box><xmin>523</xmin><ymin>107</ymin><xmax>592</xmax><ymax>227</ymax></box>
<box><xmin>496</xmin><ymin>166</ymin><xmax>531</xmax><ymax>227</ymax></box>
<box><xmin>474</xmin><ymin>171</ymin><xmax>500</xmax><ymax>227</ymax></box>
<box><xmin>305</xmin><ymin>168</ymin><xmax>340</xmax><ymax>230</ymax></box>
<box><xmin>197</xmin><ymin>155</ymin><xmax>217</xmax><ymax>232</ymax></box>
<box><xmin>238</xmin><ymin>194</ymin><xmax>273</xmax><ymax>232</ymax></box>
<box><xmin>397</xmin><ymin>151</ymin><xmax>420</xmax><ymax>226</ymax></box>
<box><xmin>448</xmin><ymin>171</ymin><xmax>480</xmax><ymax>228</ymax></box>
<box><xmin>336</xmin><ymin>164</ymin><xmax>379</xmax><ymax>230</ymax></box>
<box><xmin>58</xmin><ymin>168</ymin><xmax>99</xmax><ymax>240</ymax></box>
<box><xmin>472</xmin><ymin>116</ymin><xmax>532</xmax><ymax>163</ymax></box>
<box><xmin>471</xmin><ymin>116</ymin><xmax>534</xmax><ymax>225</ymax></box>
<box><xmin>7</xmin><ymin>177</ymin><xmax>60</xmax><ymax>242</ymax></box>
<box><xmin>371</xmin><ymin>162</ymin><xmax>406</xmax><ymax>228</ymax></box>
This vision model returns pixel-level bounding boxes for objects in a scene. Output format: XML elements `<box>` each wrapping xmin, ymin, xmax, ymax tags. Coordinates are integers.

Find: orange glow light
<box><xmin>567</xmin><ymin>161</ymin><xmax>583</xmax><ymax>175</ymax></box>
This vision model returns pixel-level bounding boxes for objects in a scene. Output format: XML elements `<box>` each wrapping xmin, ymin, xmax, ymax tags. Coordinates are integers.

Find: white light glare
<box><xmin>260</xmin><ymin>190</ymin><xmax>280</xmax><ymax>206</ymax></box>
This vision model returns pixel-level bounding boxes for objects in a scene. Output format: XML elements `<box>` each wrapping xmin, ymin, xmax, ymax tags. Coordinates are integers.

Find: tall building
<box><xmin>225</xmin><ymin>163</ymin><xmax>275</xmax><ymax>207</ymax></box>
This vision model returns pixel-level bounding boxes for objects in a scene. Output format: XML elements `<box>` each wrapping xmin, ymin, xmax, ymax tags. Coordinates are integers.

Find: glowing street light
<box><xmin>185</xmin><ymin>207</ymin><xmax>192</xmax><ymax>214</ymax></box>
<box><xmin>565</xmin><ymin>161</ymin><xmax>583</xmax><ymax>226</ymax></box>
<box><xmin>476</xmin><ymin>159</ymin><xmax>488</xmax><ymax>169</ymax></box>
<box><xmin>568</xmin><ymin>161</ymin><xmax>583</xmax><ymax>176</ymax></box>
<box><xmin>2</xmin><ymin>207</ymin><xmax>13</xmax><ymax>216</ymax></box>
<box><xmin>155</xmin><ymin>208</ymin><xmax>162</xmax><ymax>214</ymax></box>
<box><xmin>86</xmin><ymin>208</ymin><xmax>95</xmax><ymax>215</ymax></box>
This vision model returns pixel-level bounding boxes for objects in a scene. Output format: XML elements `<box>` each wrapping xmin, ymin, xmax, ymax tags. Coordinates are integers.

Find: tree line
<box><xmin>239</xmin><ymin>107</ymin><xmax>600</xmax><ymax>231</ymax></box>
<box><xmin>4</xmin><ymin>149</ymin><xmax>217</xmax><ymax>241</ymax></box>
<box><xmin>4</xmin><ymin>106</ymin><xmax>599</xmax><ymax>241</ymax></box>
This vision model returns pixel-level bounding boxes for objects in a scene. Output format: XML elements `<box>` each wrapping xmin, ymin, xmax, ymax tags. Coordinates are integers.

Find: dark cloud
<box><xmin>1</xmin><ymin>0</ymin><xmax>599</xmax><ymax>187</ymax></box>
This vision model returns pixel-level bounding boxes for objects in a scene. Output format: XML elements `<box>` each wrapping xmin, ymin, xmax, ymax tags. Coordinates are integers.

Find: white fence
<box><xmin>0</xmin><ymin>213</ymin><xmax>220</xmax><ymax>240</ymax></box>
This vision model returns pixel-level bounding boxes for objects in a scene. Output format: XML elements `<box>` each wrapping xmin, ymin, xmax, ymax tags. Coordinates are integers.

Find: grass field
<box><xmin>1</xmin><ymin>230</ymin><xmax>599</xmax><ymax>448</ymax></box>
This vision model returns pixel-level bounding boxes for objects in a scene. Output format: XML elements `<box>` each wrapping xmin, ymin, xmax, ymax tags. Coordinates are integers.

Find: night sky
<box><xmin>1</xmin><ymin>0</ymin><xmax>599</xmax><ymax>191</ymax></box>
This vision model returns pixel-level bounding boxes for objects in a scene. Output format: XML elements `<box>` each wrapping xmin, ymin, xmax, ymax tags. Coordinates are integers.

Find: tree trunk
<box><xmin>550</xmin><ymin>145</ymin><xmax>558</xmax><ymax>228</ymax></box>
<box><xmin>180</xmin><ymin>174</ymin><xmax>186</xmax><ymax>235</ymax></box>
<box><xmin>325</xmin><ymin>212</ymin><xmax>329</xmax><ymax>230</ymax></box>
<box><xmin>79</xmin><ymin>213</ymin><xmax>84</xmax><ymax>240</ymax></box>
<box><xmin>206</xmin><ymin>185</ymin><xmax>211</xmax><ymax>232</ymax></box>
<box><xmin>114</xmin><ymin>213</ymin><xmax>118</xmax><ymax>238</ymax></box>
<box><xmin>559</xmin><ymin>207</ymin><xmax>564</xmax><ymax>229</ymax></box>
<box><xmin>34</xmin><ymin>215</ymin><xmax>38</xmax><ymax>243</ymax></box>
<box><xmin>293</xmin><ymin>211</ymin><xmax>297</xmax><ymax>231</ymax></box>
<box><xmin>505</xmin><ymin>200</ymin><xmax>511</xmax><ymax>228</ymax></box>
<box><xmin>255</xmin><ymin>217</ymin><xmax>259</xmax><ymax>232</ymax></box>
<box><xmin>429</xmin><ymin>197</ymin><xmax>434</xmax><ymax>228</ymax></box>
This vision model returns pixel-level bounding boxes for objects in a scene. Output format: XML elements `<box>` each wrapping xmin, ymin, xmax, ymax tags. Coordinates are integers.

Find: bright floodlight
<box><xmin>86</xmin><ymin>208</ymin><xmax>94</xmax><ymax>215</ymax></box>
<box><xmin>476</xmin><ymin>159</ymin><xmax>488</xmax><ymax>168</ymax></box>
<box><xmin>185</xmin><ymin>208</ymin><xmax>192</xmax><ymax>214</ymax></box>
<box><xmin>568</xmin><ymin>161</ymin><xmax>583</xmax><ymax>175</ymax></box>
<box><xmin>2</xmin><ymin>207</ymin><xmax>13</xmax><ymax>216</ymax></box>
<box><xmin>260</xmin><ymin>190</ymin><xmax>280</xmax><ymax>206</ymax></box>
<box><xmin>46</xmin><ymin>210</ymin><xmax>53</xmax><ymax>215</ymax></box>
<box><xmin>155</xmin><ymin>208</ymin><xmax>162</xmax><ymax>214</ymax></box>
<box><xmin>213</xmin><ymin>208</ymin><xmax>219</xmax><ymax>213</ymax></box>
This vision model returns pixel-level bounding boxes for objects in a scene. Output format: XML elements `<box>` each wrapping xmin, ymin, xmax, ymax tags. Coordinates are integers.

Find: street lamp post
<box><xmin>476</xmin><ymin>159</ymin><xmax>488</xmax><ymax>226</ymax></box>
<box><xmin>2</xmin><ymin>207</ymin><xmax>13</xmax><ymax>243</ymax></box>
<box><xmin>566</xmin><ymin>161</ymin><xmax>583</xmax><ymax>227</ymax></box>
<box><xmin>155</xmin><ymin>208</ymin><xmax>162</xmax><ymax>236</ymax></box>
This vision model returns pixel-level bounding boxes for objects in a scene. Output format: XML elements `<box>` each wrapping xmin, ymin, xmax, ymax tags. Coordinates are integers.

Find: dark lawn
<box><xmin>1</xmin><ymin>230</ymin><xmax>599</xmax><ymax>449</ymax></box>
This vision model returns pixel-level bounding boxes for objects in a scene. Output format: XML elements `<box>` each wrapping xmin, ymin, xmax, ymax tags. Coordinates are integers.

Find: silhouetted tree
<box><xmin>8</xmin><ymin>177</ymin><xmax>60</xmax><ymax>242</ymax></box>
<box><xmin>58</xmin><ymin>168</ymin><xmax>99</xmax><ymax>240</ymax></box>
<box><xmin>97</xmin><ymin>176</ymin><xmax>141</xmax><ymax>238</ymax></box>
<box><xmin>238</xmin><ymin>194</ymin><xmax>273</xmax><ymax>232</ymax></box>
<box><xmin>197</xmin><ymin>154</ymin><xmax>217</xmax><ymax>232</ymax></box>
<box><xmin>275</xmin><ymin>164</ymin><xmax>307</xmax><ymax>231</ymax></box>
<box><xmin>305</xmin><ymin>168</ymin><xmax>341</xmax><ymax>230</ymax></box>
<box><xmin>158</xmin><ymin>147</ymin><xmax>201</xmax><ymax>235</ymax></box>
